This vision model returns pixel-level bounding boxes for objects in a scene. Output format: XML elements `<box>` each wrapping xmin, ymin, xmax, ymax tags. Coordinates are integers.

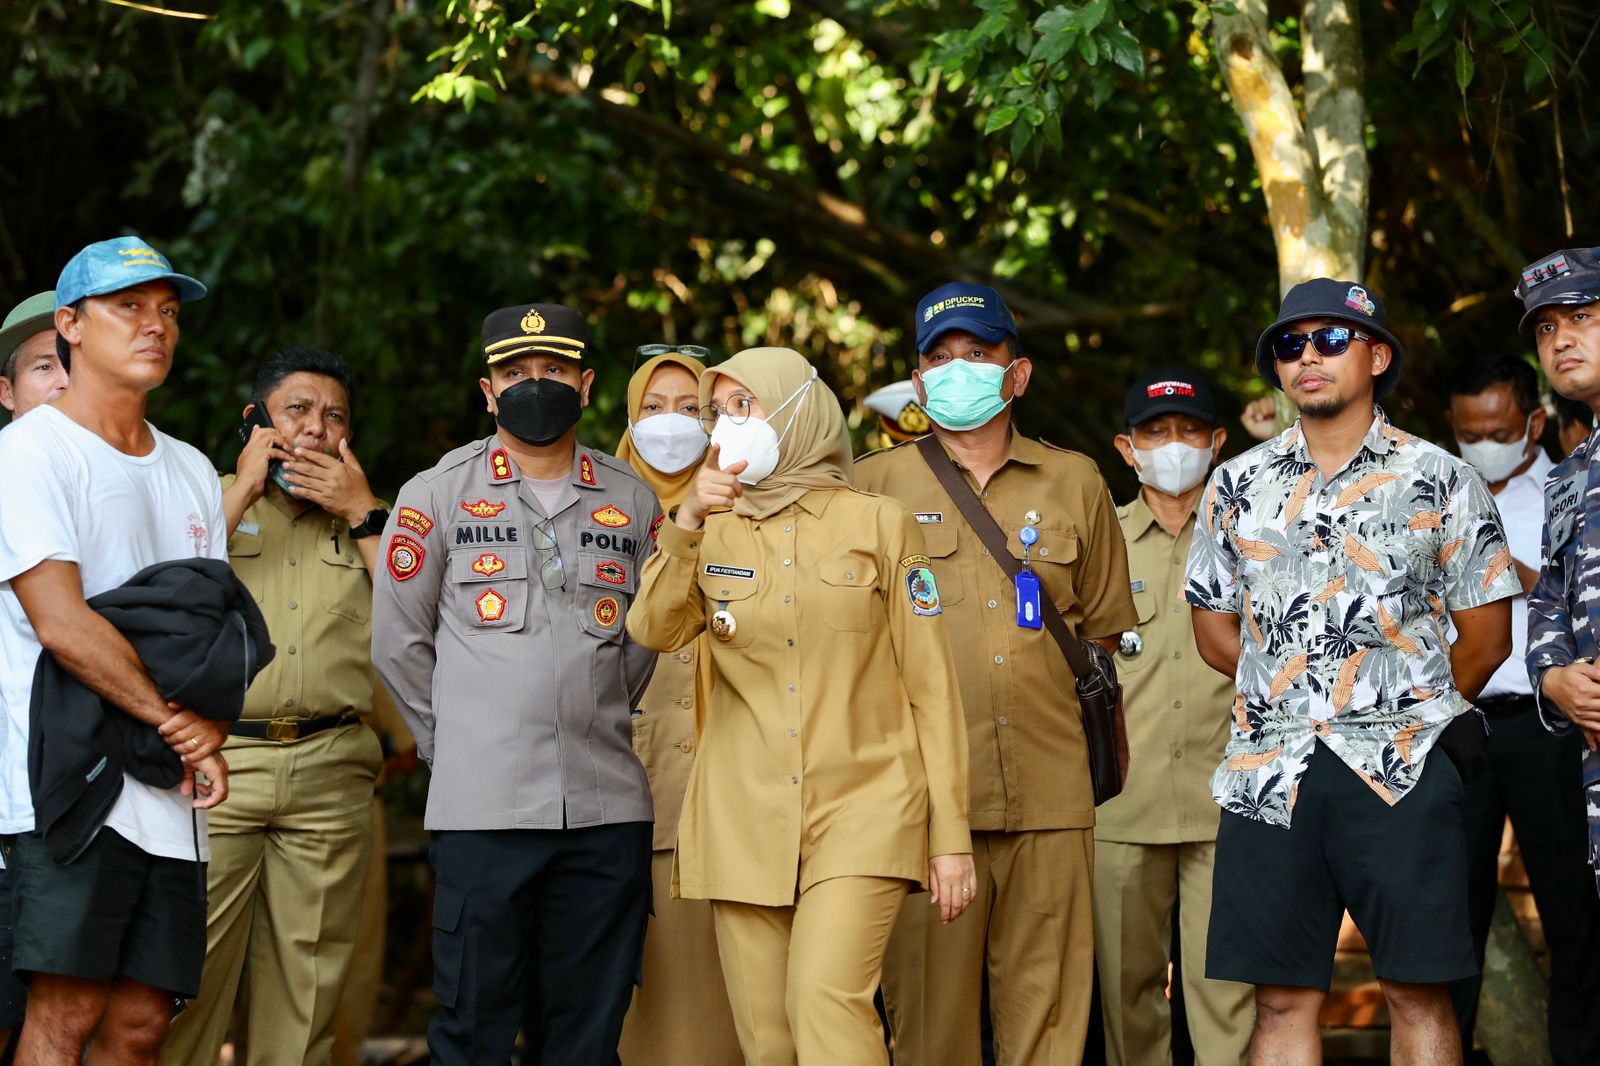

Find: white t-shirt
<box><xmin>0</xmin><ymin>404</ymin><xmax>225</xmax><ymax>860</ymax></box>
<box><xmin>1479</xmin><ymin>447</ymin><xmax>1556</xmax><ymax>700</ymax></box>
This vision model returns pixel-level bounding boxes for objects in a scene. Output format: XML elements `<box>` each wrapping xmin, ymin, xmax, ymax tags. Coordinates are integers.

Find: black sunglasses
<box><xmin>1269</xmin><ymin>326</ymin><xmax>1372</xmax><ymax>363</ymax></box>
<box><xmin>635</xmin><ymin>344</ymin><xmax>711</xmax><ymax>359</ymax></box>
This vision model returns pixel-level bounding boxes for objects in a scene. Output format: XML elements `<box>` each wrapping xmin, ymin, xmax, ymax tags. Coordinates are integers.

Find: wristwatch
<box><xmin>348</xmin><ymin>507</ymin><xmax>390</xmax><ymax>539</ymax></box>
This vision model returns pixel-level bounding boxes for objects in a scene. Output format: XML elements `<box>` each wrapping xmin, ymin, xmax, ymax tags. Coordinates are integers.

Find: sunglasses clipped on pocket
<box><xmin>1269</xmin><ymin>326</ymin><xmax>1372</xmax><ymax>363</ymax></box>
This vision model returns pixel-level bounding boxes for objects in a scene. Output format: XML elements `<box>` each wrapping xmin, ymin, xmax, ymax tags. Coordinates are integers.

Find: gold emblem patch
<box><xmin>472</xmin><ymin>553</ymin><xmax>506</xmax><ymax>577</ymax></box>
<box><xmin>461</xmin><ymin>498</ymin><xmax>508</xmax><ymax>519</ymax></box>
<box><xmin>591</xmin><ymin>505</ymin><xmax>630</xmax><ymax>528</ymax></box>
<box><xmin>521</xmin><ymin>308</ymin><xmax>546</xmax><ymax>334</ymax></box>
<box><xmin>475</xmin><ymin>588</ymin><xmax>507</xmax><ymax>623</ymax></box>
<box><xmin>594</xmin><ymin>596</ymin><xmax>620</xmax><ymax>627</ymax></box>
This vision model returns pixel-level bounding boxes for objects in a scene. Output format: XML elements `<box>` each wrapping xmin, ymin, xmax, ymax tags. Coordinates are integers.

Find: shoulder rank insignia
<box><xmin>595</xmin><ymin>559</ymin><xmax>627</xmax><ymax>585</ymax></box>
<box><xmin>489</xmin><ymin>448</ymin><xmax>514</xmax><ymax>483</ymax></box>
<box><xmin>397</xmin><ymin>506</ymin><xmax>434</xmax><ymax>537</ymax></box>
<box><xmin>594</xmin><ymin>596</ymin><xmax>620</xmax><ymax>627</ymax></box>
<box><xmin>475</xmin><ymin>588</ymin><xmax>507</xmax><ymax>623</ymax></box>
<box><xmin>580</xmin><ymin>454</ymin><xmax>597</xmax><ymax>486</ymax></box>
<box><xmin>591</xmin><ymin>504</ymin><xmax>630</xmax><ymax>528</ymax></box>
<box><xmin>461</xmin><ymin>498</ymin><xmax>508</xmax><ymax>519</ymax></box>
<box><xmin>387</xmin><ymin>534</ymin><xmax>425</xmax><ymax>582</ymax></box>
<box><xmin>472</xmin><ymin>553</ymin><xmax>506</xmax><ymax>577</ymax></box>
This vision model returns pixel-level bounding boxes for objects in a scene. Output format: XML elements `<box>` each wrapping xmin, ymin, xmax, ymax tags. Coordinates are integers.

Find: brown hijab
<box><xmin>701</xmin><ymin>347</ymin><xmax>852</xmax><ymax>520</ymax></box>
<box><xmin>614</xmin><ymin>351</ymin><xmax>708</xmax><ymax>511</ymax></box>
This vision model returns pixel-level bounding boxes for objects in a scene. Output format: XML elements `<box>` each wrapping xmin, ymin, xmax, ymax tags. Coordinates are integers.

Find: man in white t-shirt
<box><xmin>0</xmin><ymin>236</ymin><xmax>230</xmax><ymax>1066</ymax></box>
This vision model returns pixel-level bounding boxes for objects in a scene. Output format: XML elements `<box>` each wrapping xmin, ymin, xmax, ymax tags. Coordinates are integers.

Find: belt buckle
<box><xmin>265</xmin><ymin>718</ymin><xmax>302</xmax><ymax>743</ymax></box>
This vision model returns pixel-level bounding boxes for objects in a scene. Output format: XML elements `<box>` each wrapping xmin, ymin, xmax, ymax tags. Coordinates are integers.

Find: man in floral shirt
<box><xmin>1186</xmin><ymin>278</ymin><xmax>1518</xmax><ymax>1064</ymax></box>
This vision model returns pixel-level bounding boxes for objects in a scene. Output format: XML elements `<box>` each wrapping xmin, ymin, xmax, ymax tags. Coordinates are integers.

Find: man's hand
<box><xmin>236</xmin><ymin>423</ymin><xmax>294</xmax><ymax>501</ymax></box>
<box><xmin>928</xmin><ymin>853</ymin><xmax>978</xmax><ymax>924</ymax></box>
<box><xmin>1540</xmin><ymin>662</ymin><xmax>1600</xmax><ymax>749</ymax></box>
<box><xmin>1241</xmin><ymin>395</ymin><xmax>1279</xmax><ymax>442</ymax></box>
<box><xmin>282</xmin><ymin>440</ymin><xmax>382</xmax><ymax>525</ymax></box>
<box><xmin>183</xmin><ymin>752</ymin><xmax>230</xmax><ymax>809</ymax></box>
<box><xmin>676</xmin><ymin>444</ymin><xmax>747</xmax><ymax>531</ymax></box>
<box><xmin>158</xmin><ymin>706</ymin><xmax>229</xmax><ymax>763</ymax></box>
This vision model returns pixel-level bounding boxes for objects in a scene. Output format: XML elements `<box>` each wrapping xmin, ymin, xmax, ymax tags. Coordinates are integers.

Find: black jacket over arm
<box><xmin>28</xmin><ymin>557</ymin><xmax>275</xmax><ymax>862</ymax></box>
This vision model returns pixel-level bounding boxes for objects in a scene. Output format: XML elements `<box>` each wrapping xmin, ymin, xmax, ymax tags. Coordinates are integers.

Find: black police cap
<box><xmin>481</xmin><ymin>303</ymin><xmax>588</xmax><ymax>365</ymax></box>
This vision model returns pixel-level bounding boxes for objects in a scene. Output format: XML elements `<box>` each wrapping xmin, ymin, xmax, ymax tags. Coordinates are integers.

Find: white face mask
<box><xmin>709</xmin><ymin>371</ymin><xmax>816</xmax><ymax>486</ymax></box>
<box><xmin>1131</xmin><ymin>440</ymin><xmax>1214</xmax><ymax>497</ymax></box>
<box><xmin>1457</xmin><ymin>415</ymin><xmax>1532</xmax><ymax>483</ymax></box>
<box><xmin>628</xmin><ymin>412</ymin><xmax>708</xmax><ymax>474</ymax></box>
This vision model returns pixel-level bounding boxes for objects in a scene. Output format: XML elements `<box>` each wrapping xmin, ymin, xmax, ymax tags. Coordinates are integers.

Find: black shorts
<box><xmin>1207</xmin><ymin>739</ymin><xmax>1476</xmax><ymax>990</ymax></box>
<box><xmin>0</xmin><ymin>863</ymin><xmax>24</xmax><ymax>1030</ymax></box>
<box><xmin>7</xmin><ymin>828</ymin><xmax>206</xmax><ymax>998</ymax></box>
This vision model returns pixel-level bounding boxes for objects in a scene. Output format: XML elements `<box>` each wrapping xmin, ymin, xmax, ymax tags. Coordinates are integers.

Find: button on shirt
<box><xmin>1185</xmin><ymin>409</ymin><xmax>1520</xmax><ymax>827</ymax></box>
<box><xmin>628</xmin><ymin>489</ymin><xmax>970</xmax><ymax>907</ymax></box>
<box><xmin>1478</xmin><ymin>448</ymin><xmax>1553</xmax><ymax>699</ymax></box>
<box><xmin>372</xmin><ymin>438</ymin><xmax>662</xmax><ymax>831</ymax></box>
<box><xmin>855</xmin><ymin>434</ymin><xmax>1138</xmax><ymax>832</ymax></box>
<box><xmin>223</xmin><ymin>478</ymin><xmax>380</xmax><ymax>721</ymax></box>
<box><xmin>1095</xmin><ymin>495</ymin><xmax>1233</xmax><ymax>844</ymax></box>
<box><xmin>633</xmin><ymin>643</ymin><xmax>703</xmax><ymax>851</ymax></box>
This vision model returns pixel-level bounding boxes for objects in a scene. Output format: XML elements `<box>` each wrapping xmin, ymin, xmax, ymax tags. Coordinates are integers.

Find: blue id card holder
<box><xmin>1015</xmin><ymin>525</ymin><xmax>1042</xmax><ymax>629</ymax></box>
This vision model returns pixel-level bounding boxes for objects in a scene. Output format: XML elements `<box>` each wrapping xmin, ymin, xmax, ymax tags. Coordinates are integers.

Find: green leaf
<box><xmin>241</xmin><ymin>37</ymin><xmax>272</xmax><ymax>70</ymax></box>
<box><xmin>1009</xmin><ymin>118</ymin><xmax>1032</xmax><ymax>158</ymax></box>
<box><xmin>1099</xmin><ymin>25</ymin><xmax>1144</xmax><ymax>75</ymax></box>
<box><xmin>1209</xmin><ymin>0</ymin><xmax>1238</xmax><ymax>14</ymax></box>
<box><xmin>985</xmin><ymin>104</ymin><xmax>1020</xmax><ymax>133</ymax></box>
<box><xmin>1453</xmin><ymin>38</ymin><xmax>1474</xmax><ymax>93</ymax></box>
<box><xmin>1522</xmin><ymin>52</ymin><xmax>1550</xmax><ymax>91</ymax></box>
<box><xmin>1430</xmin><ymin>0</ymin><xmax>1453</xmax><ymax>19</ymax></box>
<box><xmin>1023</xmin><ymin>104</ymin><xmax>1045</xmax><ymax>127</ymax></box>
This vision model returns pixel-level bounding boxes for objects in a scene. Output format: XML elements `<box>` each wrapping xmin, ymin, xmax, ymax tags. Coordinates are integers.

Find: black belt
<box><xmin>1475</xmin><ymin>694</ymin><xmax>1535</xmax><ymax>716</ymax></box>
<box><xmin>230</xmin><ymin>715</ymin><xmax>357</xmax><ymax>743</ymax></box>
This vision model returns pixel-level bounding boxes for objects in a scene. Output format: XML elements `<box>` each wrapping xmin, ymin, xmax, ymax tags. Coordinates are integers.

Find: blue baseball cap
<box><xmin>914</xmin><ymin>282</ymin><xmax>1018</xmax><ymax>354</ymax></box>
<box><xmin>55</xmin><ymin>236</ymin><xmax>207</xmax><ymax>310</ymax></box>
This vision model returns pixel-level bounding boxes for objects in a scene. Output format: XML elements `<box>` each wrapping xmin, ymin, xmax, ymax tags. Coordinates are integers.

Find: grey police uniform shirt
<box><xmin>372</xmin><ymin>435</ymin><xmax>662</xmax><ymax>831</ymax></box>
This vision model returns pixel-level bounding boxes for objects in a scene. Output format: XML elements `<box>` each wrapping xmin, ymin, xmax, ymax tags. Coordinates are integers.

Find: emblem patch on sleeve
<box><xmin>387</xmin><ymin>534</ymin><xmax>425</xmax><ymax>582</ymax></box>
<box><xmin>591</xmin><ymin>504</ymin><xmax>631</xmax><ymax>528</ymax></box>
<box><xmin>594</xmin><ymin>596</ymin><xmax>620</xmax><ymax>627</ymax></box>
<box><xmin>650</xmin><ymin>514</ymin><xmax>665</xmax><ymax>542</ymax></box>
<box><xmin>461</xmin><ymin>498</ymin><xmax>507</xmax><ymax>518</ymax></box>
<box><xmin>899</xmin><ymin>553</ymin><xmax>931</xmax><ymax>570</ymax></box>
<box><xmin>474</xmin><ymin>588</ymin><xmax>507</xmax><ymax>623</ymax></box>
<box><xmin>595</xmin><ymin>560</ymin><xmax>627</xmax><ymax>585</ymax></box>
<box><xmin>471</xmin><ymin>553</ymin><xmax>506</xmax><ymax>577</ymax></box>
<box><xmin>906</xmin><ymin>566</ymin><xmax>942</xmax><ymax>616</ymax></box>
<box><xmin>397</xmin><ymin>506</ymin><xmax>434</xmax><ymax>537</ymax></box>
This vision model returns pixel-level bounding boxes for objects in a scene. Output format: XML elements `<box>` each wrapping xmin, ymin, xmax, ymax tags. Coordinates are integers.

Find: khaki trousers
<box><xmin>619</xmin><ymin>849</ymin><xmax>742</xmax><ymax>1065</ymax></box>
<box><xmin>1092</xmin><ymin>840</ymin><xmax>1253</xmax><ymax>1066</ymax></box>
<box><xmin>165</xmin><ymin>723</ymin><xmax>380</xmax><ymax>1066</ymax></box>
<box><xmin>882</xmin><ymin>828</ymin><xmax>1095</xmax><ymax>1066</ymax></box>
<box><xmin>331</xmin><ymin>796</ymin><xmax>388</xmax><ymax>1066</ymax></box>
<box><xmin>711</xmin><ymin>876</ymin><xmax>908</xmax><ymax>1066</ymax></box>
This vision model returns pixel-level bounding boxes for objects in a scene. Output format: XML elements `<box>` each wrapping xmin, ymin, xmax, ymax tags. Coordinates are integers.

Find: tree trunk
<box><xmin>1210</xmin><ymin>0</ymin><xmax>1367</xmax><ymax>295</ymax></box>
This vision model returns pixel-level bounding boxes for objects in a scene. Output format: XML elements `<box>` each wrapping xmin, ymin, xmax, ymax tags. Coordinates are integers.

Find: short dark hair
<box><xmin>251</xmin><ymin>346</ymin><xmax>358</xmax><ymax>411</ymax></box>
<box><xmin>1444</xmin><ymin>355</ymin><xmax>1539</xmax><ymax>413</ymax></box>
<box><xmin>1554</xmin><ymin>393</ymin><xmax>1593</xmax><ymax>433</ymax></box>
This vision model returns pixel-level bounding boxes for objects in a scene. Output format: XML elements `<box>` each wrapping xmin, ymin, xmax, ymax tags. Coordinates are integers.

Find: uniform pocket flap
<box><xmin>318</xmin><ymin>531</ymin><xmax>367</xmax><ymax>569</ymax></box>
<box><xmin>433</xmin><ymin>884</ymin><xmax>466</xmax><ymax>932</ymax></box>
<box><xmin>818</xmin><ymin>558</ymin><xmax>878</xmax><ymax>588</ymax></box>
<box><xmin>1132</xmin><ymin>588</ymin><xmax>1157</xmax><ymax>625</ymax></box>
<box><xmin>227</xmin><ymin>532</ymin><xmax>264</xmax><ymax>558</ymax></box>
<box><xmin>921</xmin><ymin>523</ymin><xmax>959</xmax><ymax>558</ymax></box>
<box><xmin>578</xmin><ymin>548</ymin><xmax>638</xmax><ymax>594</ymax></box>
<box><xmin>449</xmin><ymin>548</ymin><xmax>529</xmax><ymax>584</ymax></box>
<box><xmin>1029</xmin><ymin>528</ymin><xmax>1078</xmax><ymax>565</ymax></box>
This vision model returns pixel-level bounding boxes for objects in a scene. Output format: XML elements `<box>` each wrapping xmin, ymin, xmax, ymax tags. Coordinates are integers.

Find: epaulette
<box><xmin>855</xmin><ymin>435</ymin><xmax>924</xmax><ymax>464</ymax></box>
<box><xmin>415</xmin><ymin>437</ymin><xmax>491</xmax><ymax>483</ymax></box>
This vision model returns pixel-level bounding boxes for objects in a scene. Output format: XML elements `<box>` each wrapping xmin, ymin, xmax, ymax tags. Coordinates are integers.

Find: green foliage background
<box><xmin>1</xmin><ymin>0</ymin><xmax>1593</xmax><ymax>500</ymax></box>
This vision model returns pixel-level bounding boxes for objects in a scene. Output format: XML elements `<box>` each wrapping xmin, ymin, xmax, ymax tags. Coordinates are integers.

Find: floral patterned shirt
<box><xmin>1185</xmin><ymin>408</ymin><xmax>1520</xmax><ymax>827</ymax></box>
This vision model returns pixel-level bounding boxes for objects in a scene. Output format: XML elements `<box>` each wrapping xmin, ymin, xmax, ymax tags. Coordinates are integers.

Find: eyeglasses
<box><xmin>1269</xmin><ymin>326</ymin><xmax>1372</xmax><ymax>363</ymax></box>
<box><xmin>530</xmin><ymin>518</ymin><xmax>565</xmax><ymax>591</ymax></box>
<box><xmin>697</xmin><ymin>393</ymin><xmax>757</xmax><ymax>431</ymax></box>
<box><xmin>636</xmin><ymin>344</ymin><xmax>712</xmax><ymax>359</ymax></box>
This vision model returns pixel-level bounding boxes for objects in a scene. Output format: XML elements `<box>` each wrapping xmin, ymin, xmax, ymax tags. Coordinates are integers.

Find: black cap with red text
<box><xmin>1124</xmin><ymin>366</ymin><xmax>1217</xmax><ymax>427</ymax></box>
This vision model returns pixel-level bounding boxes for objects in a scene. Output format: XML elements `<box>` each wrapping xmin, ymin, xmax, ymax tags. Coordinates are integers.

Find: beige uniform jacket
<box><xmin>371</xmin><ymin>437</ymin><xmax>661</xmax><ymax>831</ymax></box>
<box><xmin>1094</xmin><ymin>495</ymin><xmax>1232</xmax><ymax>844</ymax></box>
<box><xmin>633</xmin><ymin>644</ymin><xmax>700</xmax><ymax>851</ymax></box>
<box><xmin>628</xmin><ymin>488</ymin><xmax>971</xmax><ymax>907</ymax></box>
<box><xmin>854</xmin><ymin>434</ymin><xmax>1139</xmax><ymax>832</ymax></box>
<box><xmin>224</xmin><ymin>478</ymin><xmax>379</xmax><ymax>722</ymax></box>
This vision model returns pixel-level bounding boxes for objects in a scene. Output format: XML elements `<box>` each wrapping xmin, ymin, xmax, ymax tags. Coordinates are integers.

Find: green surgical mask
<box><xmin>920</xmin><ymin>359</ymin><xmax>1014</xmax><ymax>431</ymax></box>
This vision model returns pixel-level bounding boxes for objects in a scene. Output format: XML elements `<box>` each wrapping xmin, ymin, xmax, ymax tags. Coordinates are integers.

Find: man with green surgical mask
<box><xmin>1099</xmin><ymin>368</ymin><xmax>1253</xmax><ymax>1066</ymax></box>
<box><xmin>856</xmin><ymin>282</ymin><xmax>1138</xmax><ymax>1066</ymax></box>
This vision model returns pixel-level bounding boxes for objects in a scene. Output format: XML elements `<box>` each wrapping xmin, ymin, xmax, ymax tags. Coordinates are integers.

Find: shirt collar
<box><xmin>936</xmin><ymin>429</ymin><xmax>1047</xmax><ymax>472</ymax></box>
<box><xmin>1271</xmin><ymin>405</ymin><xmax>1398</xmax><ymax>464</ymax></box>
<box><xmin>1123</xmin><ymin>490</ymin><xmax>1200</xmax><ymax>543</ymax></box>
<box><xmin>795</xmin><ymin>489</ymin><xmax>835</xmax><ymax>517</ymax></box>
<box><xmin>482</xmin><ymin>437</ymin><xmax>605</xmax><ymax>489</ymax></box>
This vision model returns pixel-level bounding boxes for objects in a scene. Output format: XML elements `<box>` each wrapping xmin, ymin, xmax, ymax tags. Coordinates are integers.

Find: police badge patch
<box><xmin>387</xmin><ymin>534</ymin><xmax>425</xmax><ymax>582</ymax></box>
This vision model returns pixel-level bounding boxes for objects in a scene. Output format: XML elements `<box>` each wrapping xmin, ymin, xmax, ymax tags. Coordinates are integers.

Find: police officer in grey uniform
<box><xmin>372</xmin><ymin>303</ymin><xmax>661</xmax><ymax>1066</ymax></box>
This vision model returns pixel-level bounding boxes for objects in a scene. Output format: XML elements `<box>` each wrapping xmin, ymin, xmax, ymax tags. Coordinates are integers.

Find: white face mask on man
<box><xmin>1131</xmin><ymin>439</ymin><xmax>1215</xmax><ymax>497</ymax></box>
<box><xmin>1456</xmin><ymin>414</ymin><xmax>1532</xmax><ymax>483</ymax></box>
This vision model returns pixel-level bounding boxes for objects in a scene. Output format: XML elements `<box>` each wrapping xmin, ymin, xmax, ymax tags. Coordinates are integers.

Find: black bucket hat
<box><xmin>1253</xmin><ymin>278</ymin><xmax>1405</xmax><ymax>398</ymax></box>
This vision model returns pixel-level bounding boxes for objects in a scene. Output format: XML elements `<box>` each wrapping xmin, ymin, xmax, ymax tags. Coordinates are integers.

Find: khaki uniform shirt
<box><xmin>633</xmin><ymin>644</ymin><xmax>700</xmax><ymax>851</ymax></box>
<box><xmin>628</xmin><ymin>488</ymin><xmax>971</xmax><ymax>907</ymax></box>
<box><xmin>223</xmin><ymin>477</ymin><xmax>379</xmax><ymax>722</ymax></box>
<box><xmin>1094</xmin><ymin>494</ymin><xmax>1231</xmax><ymax>844</ymax></box>
<box><xmin>372</xmin><ymin>437</ymin><xmax>662</xmax><ymax>831</ymax></box>
<box><xmin>855</xmin><ymin>433</ymin><xmax>1138</xmax><ymax>832</ymax></box>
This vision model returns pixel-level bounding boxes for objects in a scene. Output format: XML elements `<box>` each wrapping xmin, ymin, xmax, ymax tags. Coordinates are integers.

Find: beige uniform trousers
<box><xmin>711</xmin><ymin>876</ymin><xmax>908</xmax><ymax>1066</ymax></box>
<box><xmin>618</xmin><ymin>849</ymin><xmax>742</xmax><ymax>1065</ymax></box>
<box><xmin>331</xmin><ymin>796</ymin><xmax>388</xmax><ymax>1066</ymax></box>
<box><xmin>1093</xmin><ymin>841</ymin><xmax>1253</xmax><ymax>1066</ymax></box>
<box><xmin>165</xmin><ymin>724</ymin><xmax>380</xmax><ymax>1066</ymax></box>
<box><xmin>882</xmin><ymin>828</ymin><xmax>1095</xmax><ymax>1066</ymax></box>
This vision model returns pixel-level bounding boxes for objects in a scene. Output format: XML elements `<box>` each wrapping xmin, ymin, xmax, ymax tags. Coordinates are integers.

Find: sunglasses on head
<box><xmin>635</xmin><ymin>344</ymin><xmax>711</xmax><ymax>359</ymax></box>
<box><xmin>1270</xmin><ymin>326</ymin><xmax>1372</xmax><ymax>363</ymax></box>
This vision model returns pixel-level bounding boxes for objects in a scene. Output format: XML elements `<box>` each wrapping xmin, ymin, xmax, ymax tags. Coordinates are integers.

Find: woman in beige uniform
<box><xmin>613</xmin><ymin>347</ymin><xmax>743</xmax><ymax>1065</ymax></box>
<box><xmin>629</xmin><ymin>346</ymin><xmax>975</xmax><ymax>1066</ymax></box>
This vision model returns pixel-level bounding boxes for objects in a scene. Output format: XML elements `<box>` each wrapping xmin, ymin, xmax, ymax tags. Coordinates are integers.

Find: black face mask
<box><xmin>495</xmin><ymin>378</ymin><xmax>582</xmax><ymax>447</ymax></box>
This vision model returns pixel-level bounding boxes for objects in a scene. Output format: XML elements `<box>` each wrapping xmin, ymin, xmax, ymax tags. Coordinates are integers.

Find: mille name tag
<box><xmin>1015</xmin><ymin>569</ymin><xmax>1043</xmax><ymax>629</ymax></box>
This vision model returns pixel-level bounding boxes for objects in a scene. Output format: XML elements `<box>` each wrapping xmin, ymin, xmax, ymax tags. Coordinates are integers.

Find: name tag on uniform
<box><xmin>1130</xmin><ymin>579</ymin><xmax>1145</xmax><ymax>593</ymax></box>
<box><xmin>705</xmin><ymin>564</ymin><xmax>756</xmax><ymax>580</ymax></box>
<box><xmin>1015</xmin><ymin>570</ymin><xmax>1042</xmax><ymax>629</ymax></box>
<box><xmin>914</xmin><ymin>512</ymin><xmax>944</xmax><ymax>524</ymax></box>
<box><xmin>236</xmin><ymin>520</ymin><xmax>260</xmax><ymax>537</ymax></box>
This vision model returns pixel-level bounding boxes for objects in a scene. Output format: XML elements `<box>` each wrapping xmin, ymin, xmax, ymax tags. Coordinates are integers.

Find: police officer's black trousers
<box><xmin>1449</xmin><ymin>699</ymin><xmax>1600</xmax><ymax>1065</ymax></box>
<box><xmin>427</xmin><ymin>823</ymin><xmax>651</xmax><ymax>1066</ymax></box>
